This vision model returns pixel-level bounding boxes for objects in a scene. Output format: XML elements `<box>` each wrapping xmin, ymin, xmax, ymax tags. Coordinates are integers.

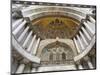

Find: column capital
<box><xmin>81</xmin><ymin>19</ymin><xmax>86</xmax><ymax>23</ymax></box>
<box><xmin>24</xmin><ymin>17</ymin><xmax>31</xmax><ymax>23</ymax></box>
<box><xmin>86</xmin><ymin>14</ymin><xmax>95</xmax><ymax>21</ymax></box>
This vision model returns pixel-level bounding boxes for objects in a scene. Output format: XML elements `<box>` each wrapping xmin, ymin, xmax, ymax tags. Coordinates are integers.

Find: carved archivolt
<box><xmin>40</xmin><ymin>41</ymin><xmax>74</xmax><ymax>65</ymax></box>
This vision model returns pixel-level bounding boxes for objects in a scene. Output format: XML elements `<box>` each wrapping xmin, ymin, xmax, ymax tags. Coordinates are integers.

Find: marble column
<box><xmin>81</xmin><ymin>27</ymin><xmax>91</xmax><ymax>40</ymax></box>
<box><xmin>87</xmin><ymin>21</ymin><xmax>95</xmax><ymax>34</ymax></box>
<box><xmin>32</xmin><ymin>38</ymin><xmax>40</xmax><ymax>55</ymax></box>
<box><xmin>22</xmin><ymin>31</ymin><xmax>32</xmax><ymax>47</ymax></box>
<box><xmin>87</xmin><ymin>60</ymin><xmax>94</xmax><ymax>69</ymax></box>
<box><xmin>83</xmin><ymin>21</ymin><xmax>94</xmax><ymax>35</ymax></box>
<box><xmin>79</xmin><ymin>31</ymin><xmax>88</xmax><ymax>46</ymax></box>
<box><xmin>84</xmin><ymin>56</ymin><xmax>94</xmax><ymax>69</ymax></box>
<box><xmin>16</xmin><ymin>64</ymin><xmax>25</xmax><ymax>73</ymax></box>
<box><xmin>89</xmin><ymin>16</ymin><xmax>95</xmax><ymax>24</ymax></box>
<box><xmin>27</xmin><ymin>35</ymin><xmax>36</xmax><ymax>52</ymax></box>
<box><xmin>76</xmin><ymin>35</ymin><xmax>85</xmax><ymax>50</ymax></box>
<box><xmin>13</xmin><ymin>20</ymin><xmax>26</xmax><ymax>35</ymax></box>
<box><xmin>18</xmin><ymin>26</ymin><xmax>29</xmax><ymax>42</ymax></box>
<box><xmin>73</xmin><ymin>37</ymin><xmax>81</xmax><ymax>53</ymax></box>
<box><xmin>12</xmin><ymin>19</ymin><xmax>23</xmax><ymax>31</ymax></box>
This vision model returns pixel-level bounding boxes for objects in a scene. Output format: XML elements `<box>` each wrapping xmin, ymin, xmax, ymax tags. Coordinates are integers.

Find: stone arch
<box><xmin>40</xmin><ymin>41</ymin><xmax>75</xmax><ymax>65</ymax></box>
<box><xmin>36</xmin><ymin>39</ymin><xmax>77</xmax><ymax>58</ymax></box>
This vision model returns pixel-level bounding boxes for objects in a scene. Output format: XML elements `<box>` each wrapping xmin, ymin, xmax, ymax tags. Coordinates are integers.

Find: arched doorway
<box><xmin>40</xmin><ymin>41</ymin><xmax>74</xmax><ymax>66</ymax></box>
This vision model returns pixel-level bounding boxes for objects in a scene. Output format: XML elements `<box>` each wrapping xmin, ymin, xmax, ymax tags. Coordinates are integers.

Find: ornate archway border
<box><xmin>36</xmin><ymin>38</ymin><xmax>78</xmax><ymax>59</ymax></box>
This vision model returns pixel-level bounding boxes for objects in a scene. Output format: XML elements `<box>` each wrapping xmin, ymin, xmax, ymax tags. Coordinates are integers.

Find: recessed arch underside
<box><xmin>22</xmin><ymin>6</ymin><xmax>86</xmax><ymax>19</ymax></box>
<box><xmin>30</xmin><ymin>15</ymin><xmax>80</xmax><ymax>39</ymax></box>
<box><xmin>29</xmin><ymin>11</ymin><xmax>84</xmax><ymax>22</ymax></box>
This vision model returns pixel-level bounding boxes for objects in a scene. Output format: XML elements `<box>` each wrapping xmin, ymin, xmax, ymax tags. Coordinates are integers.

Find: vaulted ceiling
<box><xmin>31</xmin><ymin>15</ymin><xmax>80</xmax><ymax>39</ymax></box>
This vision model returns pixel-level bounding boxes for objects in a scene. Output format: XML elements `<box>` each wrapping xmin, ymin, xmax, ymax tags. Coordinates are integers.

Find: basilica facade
<box><xmin>11</xmin><ymin>0</ymin><xmax>96</xmax><ymax>74</ymax></box>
